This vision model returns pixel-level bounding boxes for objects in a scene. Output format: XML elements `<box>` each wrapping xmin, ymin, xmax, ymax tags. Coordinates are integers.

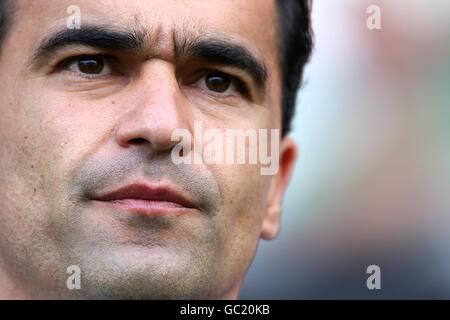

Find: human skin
<box><xmin>0</xmin><ymin>0</ymin><xmax>296</xmax><ymax>299</ymax></box>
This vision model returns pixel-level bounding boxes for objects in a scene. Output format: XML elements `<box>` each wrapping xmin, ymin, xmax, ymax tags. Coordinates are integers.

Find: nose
<box><xmin>115</xmin><ymin>61</ymin><xmax>192</xmax><ymax>153</ymax></box>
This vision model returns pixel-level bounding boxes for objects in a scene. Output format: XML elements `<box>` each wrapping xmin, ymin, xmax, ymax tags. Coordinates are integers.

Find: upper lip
<box><xmin>91</xmin><ymin>182</ymin><xmax>196</xmax><ymax>209</ymax></box>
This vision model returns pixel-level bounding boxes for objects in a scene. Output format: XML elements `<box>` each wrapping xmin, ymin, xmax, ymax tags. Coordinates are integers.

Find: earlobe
<box><xmin>261</xmin><ymin>205</ymin><xmax>281</xmax><ymax>240</ymax></box>
<box><xmin>260</xmin><ymin>138</ymin><xmax>297</xmax><ymax>241</ymax></box>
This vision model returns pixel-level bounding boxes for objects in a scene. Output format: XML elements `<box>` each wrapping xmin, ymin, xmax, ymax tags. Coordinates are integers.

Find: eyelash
<box><xmin>57</xmin><ymin>55</ymin><xmax>116</xmax><ymax>80</ymax></box>
<box><xmin>195</xmin><ymin>70</ymin><xmax>250</xmax><ymax>98</ymax></box>
<box><xmin>55</xmin><ymin>54</ymin><xmax>251</xmax><ymax>98</ymax></box>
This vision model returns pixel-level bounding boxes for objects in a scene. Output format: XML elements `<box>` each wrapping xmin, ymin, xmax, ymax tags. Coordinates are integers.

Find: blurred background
<box><xmin>241</xmin><ymin>0</ymin><xmax>450</xmax><ymax>299</ymax></box>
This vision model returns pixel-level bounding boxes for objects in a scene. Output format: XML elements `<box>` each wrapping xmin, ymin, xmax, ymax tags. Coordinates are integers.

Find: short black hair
<box><xmin>0</xmin><ymin>0</ymin><xmax>313</xmax><ymax>135</ymax></box>
<box><xmin>276</xmin><ymin>0</ymin><xmax>313</xmax><ymax>136</ymax></box>
<box><xmin>0</xmin><ymin>0</ymin><xmax>12</xmax><ymax>54</ymax></box>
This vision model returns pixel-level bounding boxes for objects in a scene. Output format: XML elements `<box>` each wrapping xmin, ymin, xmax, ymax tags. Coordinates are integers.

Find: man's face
<box><xmin>0</xmin><ymin>0</ymin><xmax>295</xmax><ymax>299</ymax></box>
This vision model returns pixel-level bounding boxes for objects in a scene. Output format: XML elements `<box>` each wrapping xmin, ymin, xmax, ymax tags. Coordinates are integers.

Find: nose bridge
<box><xmin>135</xmin><ymin>61</ymin><xmax>184</xmax><ymax>125</ymax></box>
<box><xmin>115</xmin><ymin>60</ymin><xmax>191</xmax><ymax>151</ymax></box>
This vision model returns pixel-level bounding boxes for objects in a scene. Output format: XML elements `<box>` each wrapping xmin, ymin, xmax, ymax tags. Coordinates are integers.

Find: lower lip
<box><xmin>93</xmin><ymin>199</ymin><xmax>194</xmax><ymax>215</ymax></box>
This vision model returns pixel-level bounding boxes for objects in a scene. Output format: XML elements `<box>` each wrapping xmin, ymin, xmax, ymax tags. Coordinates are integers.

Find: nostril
<box><xmin>129</xmin><ymin>138</ymin><xmax>148</xmax><ymax>145</ymax></box>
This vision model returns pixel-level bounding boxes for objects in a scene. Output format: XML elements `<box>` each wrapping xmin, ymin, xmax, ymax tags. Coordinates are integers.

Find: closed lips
<box><xmin>91</xmin><ymin>183</ymin><xmax>196</xmax><ymax>210</ymax></box>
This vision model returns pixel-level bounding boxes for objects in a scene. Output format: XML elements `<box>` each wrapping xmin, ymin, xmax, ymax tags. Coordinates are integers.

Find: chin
<box><xmin>70</xmin><ymin>244</ymin><xmax>216</xmax><ymax>299</ymax></box>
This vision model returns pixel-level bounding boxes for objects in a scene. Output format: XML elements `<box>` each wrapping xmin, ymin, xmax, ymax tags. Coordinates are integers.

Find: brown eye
<box><xmin>205</xmin><ymin>72</ymin><xmax>231</xmax><ymax>93</ymax></box>
<box><xmin>77</xmin><ymin>56</ymin><xmax>104</xmax><ymax>74</ymax></box>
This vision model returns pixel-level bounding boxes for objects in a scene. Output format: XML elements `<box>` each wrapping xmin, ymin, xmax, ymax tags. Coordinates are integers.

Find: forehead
<box><xmin>13</xmin><ymin>0</ymin><xmax>279</xmax><ymax>63</ymax></box>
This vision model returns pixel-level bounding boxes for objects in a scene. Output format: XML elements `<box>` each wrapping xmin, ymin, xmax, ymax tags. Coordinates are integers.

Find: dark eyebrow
<box><xmin>31</xmin><ymin>26</ymin><xmax>144</xmax><ymax>66</ymax></box>
<box><xmin>31</xmin><ymin>26</ymin><xmax>268</xmax><ymax>90</ymax></box>
<box><xmin>178</xmin><ymin>39</ymin><xmax>268</xmax><ymax>90</ymax></box>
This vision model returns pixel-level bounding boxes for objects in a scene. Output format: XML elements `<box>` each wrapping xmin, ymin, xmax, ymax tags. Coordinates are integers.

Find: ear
<box><xmin>260</xmin><ymin>137</ymin><xmax>297</xmax><ymax>240</ymax></box>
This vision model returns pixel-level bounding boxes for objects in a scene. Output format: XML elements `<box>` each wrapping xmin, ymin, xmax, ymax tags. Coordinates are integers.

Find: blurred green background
<box><xmin>241</xmin><ymin>0</ymin><xmax>450</xmax><ymax>299</ymax></box>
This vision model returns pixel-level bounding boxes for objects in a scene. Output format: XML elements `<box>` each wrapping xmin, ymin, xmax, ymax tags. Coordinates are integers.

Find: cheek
<box><xmin>213</xmin><ymin>161</ymin><xmax>271</xmax><ymax>245</ymax></box>
<box><xmin>13</xmin><ymin>86</ymin><xmax>114</xmax><ymax>201</ymax></box>
<box><xmin>207</xmin><ymin>162</ymin><xmax>271</xmax><ymax>286</ymax></box>
<box><xmin>197</xmin><ymin>109</ymin><xmax>276</xmax><ymax>250</ymax></box>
